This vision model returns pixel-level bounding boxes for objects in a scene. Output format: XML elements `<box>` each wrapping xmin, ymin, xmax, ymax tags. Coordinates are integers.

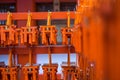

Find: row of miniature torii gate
<box><xmin>0</xmin><ymin>11</ymin><xmax>73</xmax><ymax>46</ymax></box>
<box><xmin>0</xmin><ymin>11</ymin><xmax>94</xmax><ymax>80</ymax></box>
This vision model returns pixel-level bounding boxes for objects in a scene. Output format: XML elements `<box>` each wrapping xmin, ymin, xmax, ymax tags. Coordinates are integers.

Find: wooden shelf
<box><xmin>0</xmin><ymin>12</ymin><xmax>75</xmax><ymax>20</ymax></box>
<box><xmin>0</xmin><ymin>45</ymin><xmax>75</xmax><ymax>54</ymax></box>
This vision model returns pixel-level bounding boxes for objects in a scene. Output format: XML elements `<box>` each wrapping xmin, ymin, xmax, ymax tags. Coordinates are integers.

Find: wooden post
<box><xmin>29</xmin><ymin>47</ymin><xmax>32</xmax><ymax>66</ymax></box>
<box><xmin>67</xmin><ymin>46</ymin><xmax>70</xmax><ymax>66</ymax></box>
<box><xmin>67</xmin><ymin>11</ymin><xmax>70</xmax><ymax>28</ymax></box>
<box><xmin>48</xmin><ymin>46</ymin><xmax>52</xmax><ymax>66</ymax></box>
<box><xmin>8</xmin><ymin>48</ymin><xmax>13</xmax><ymax>67</ymax></box>
<box><xmin>47</xmin><ymin>12</ymin><xmax>51</xmax><ymax>26</ymax></box>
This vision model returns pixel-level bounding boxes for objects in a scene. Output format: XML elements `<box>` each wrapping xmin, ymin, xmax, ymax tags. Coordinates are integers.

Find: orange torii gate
<box><xmin>0</xmin><ymin>12</ymin><xmax>18</xmax><ymax>46</ymax></box>
<box><xmin>0</xmin><ymin>0</ymin><xmax>102</xmax><ymax>79</ymax></box>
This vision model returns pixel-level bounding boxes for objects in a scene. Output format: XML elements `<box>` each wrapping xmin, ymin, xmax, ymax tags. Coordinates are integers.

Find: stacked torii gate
<box><xmin>0</xmin><ymin>0</ymin><xmax>99</xmax><ymax>80</ymax></box>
